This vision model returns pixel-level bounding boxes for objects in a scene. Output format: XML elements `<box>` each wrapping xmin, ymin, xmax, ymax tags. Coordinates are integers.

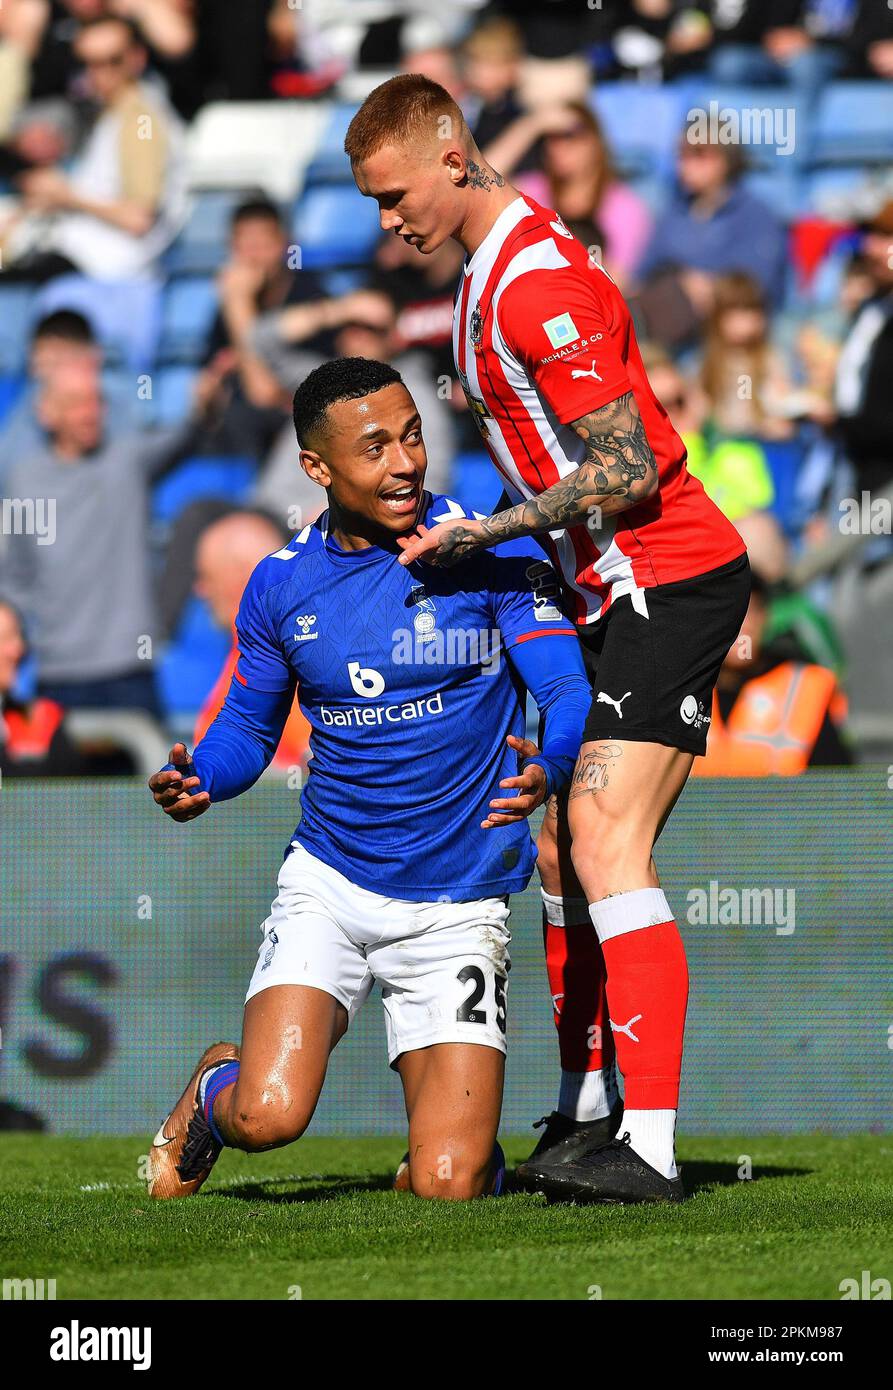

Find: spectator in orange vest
<box><xmin>192</xmin><ymin>512</ymin><xmax>310</xmax><ymax>771</ymax></box>
<box><xmin>692</xmin><ymin>570</ymin><xmax>851</xmax><ymax>776</ymax></box>
<box><xmin>0</xmin><ymin>596</ymin><xmax>87</xmax><ymax>777</ymax></box>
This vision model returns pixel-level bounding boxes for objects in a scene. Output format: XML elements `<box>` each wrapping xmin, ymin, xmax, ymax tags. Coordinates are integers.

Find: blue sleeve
<box><xmin>485</xmin><ymin>543</ymin><xmax>589</xmax><ymax>796</ymax></box>
<box><xmin>189</xmin><ymin>568</ymin><xmax>297</xmax><ymax>802</ymax></box>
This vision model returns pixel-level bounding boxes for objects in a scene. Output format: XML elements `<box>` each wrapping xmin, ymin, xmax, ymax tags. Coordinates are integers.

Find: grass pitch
<box><xmin>2</xmin><ymin>1134</ymin><xmax>891</xmax><ymax>1301</ymax></box>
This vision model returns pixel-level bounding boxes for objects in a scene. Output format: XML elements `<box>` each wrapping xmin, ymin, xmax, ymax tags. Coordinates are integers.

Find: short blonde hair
<box><xmin>344</xmin><ymin>73</ymin><xmax>471</xmax><ymax>164</ymax></box>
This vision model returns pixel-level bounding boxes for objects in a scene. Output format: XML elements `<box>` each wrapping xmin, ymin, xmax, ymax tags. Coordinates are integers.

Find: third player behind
<box><xmin>347</xmin><ymin>76</ymin><xmax>751</xmax><ymax>1203</ymax></box>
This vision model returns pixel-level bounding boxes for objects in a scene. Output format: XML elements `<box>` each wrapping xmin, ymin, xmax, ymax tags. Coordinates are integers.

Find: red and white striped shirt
<box><xmin>453</xmin><ymin>194</ymin><xmax>745</xmax><ymax>624</ymax></box>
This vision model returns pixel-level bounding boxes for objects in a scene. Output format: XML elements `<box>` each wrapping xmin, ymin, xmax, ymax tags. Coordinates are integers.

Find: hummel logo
<box><xmin>571</xmin><ymin>359</ymin><xmax>602</xmax><ymax>381</ymax></box>
<box><xmin>295</xmin><ymin>614</ymin><xmax>318</xmax><ymax>642</ymax></box>
<box><xmin>596</xmin><ymin>690</ymin><xmax>631</xmax><ymax>717</ymax></box>
<box><xmin>610</xmin><ymin>1013</ymin><xmax>643</xmax><ymax>1043</ymax></box>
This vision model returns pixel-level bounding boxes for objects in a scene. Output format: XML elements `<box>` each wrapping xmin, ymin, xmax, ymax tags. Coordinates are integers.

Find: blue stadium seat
<box><xmin>762</xmin><ymin>438</ymin><xmax>806</xmax><ymax>536</ymax></box>
<box><xmin>591</xmin><ymin>83</ymin><xmax>690</xmax><ymax>178</ymax></box>
<box><xmin>158</xmin><ymin>276</ymin><xmax>218</xmax><ymax>363</ymax></box>
<box><xmin>165</xmin><ymin>190</ymin><xmax>248</xmax><ymax>275</ymax></box>
<box><xmin>321</xmin><ymin>267</ymin><xmax>367</xmax><ymax>298</ymax></box>
<box><xmin>742</xmin><ymin>168</ymin><xmax>804</xmax><ymax>223</ymax></box>
<box><xmin>449</xmin><ymin>452</ymin><xmax>503</xmax><ymax>516</ymax></box>
<box><xmin>813</xmin><ymin>82</ymin><xmax>893</xmax><ymax>164</ymax></box>
<box><xmin>0</xmin><ymin>371</ymin><xmax>25</xmax><ymax>428</ymax></box>
<box><xmin>304</xmin><ymin>104</ymin><xmax>359</xmax><ymax>185</ymax></box>
<box><xmin>152</xmin><ymin>364</ymin><xmax>200</xmax><ymax>426</ymax></box>
<box><xmin>151</xmin><ymin>454</ymin><xmax>255</xmax><ymax>524</ymax></box>
<box><xmin>0</xmin><ymin>286</ymin><xmax>37</xmax><ymax>374</ymax></box>
<box><xmin>34</xmin><ymin>275</ymin><xmax>162</xmax><ymax>371</ymax></box>
<box><xmin>156</xmin><ymin>594</ymin><xmax>232</xmax><ymax>721</ymax></box>
<box><xmin>682</xmin><ymin>85</ymin><xmax>805</xmax><ymax>170</ymax></box>
<box><xmin>293</xmin><ymin>184</ymin><xmax>382</xmax><ymax>269</ymax></box>
<box><xmin>804</xmin><ymin>166</ymin><xmax>876</xmax><ymax>218</ymax></box>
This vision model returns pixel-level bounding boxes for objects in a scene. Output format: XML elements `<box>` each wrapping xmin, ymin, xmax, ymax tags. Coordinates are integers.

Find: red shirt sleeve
<box><xmin>497</xmin><ymin>263</ymin><xmax>632</xmax><ymax>425</ymax></box>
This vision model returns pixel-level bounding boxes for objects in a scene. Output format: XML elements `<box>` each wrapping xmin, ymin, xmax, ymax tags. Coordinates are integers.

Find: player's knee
<box><xmin>226</xmin><ymin>1094</ymin><xmax>311</xmax><ymax>1151</ymax></box>
<box><xmin>409</xmin><ymin>1146</ymin><xmax>493</xmax><ymax>1201</ymax></box>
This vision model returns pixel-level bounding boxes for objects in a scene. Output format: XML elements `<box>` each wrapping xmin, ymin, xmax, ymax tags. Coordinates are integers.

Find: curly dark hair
<box><xmin>292</xmin><ymin>356</ymin><xmax>403</xmax><ymax>448</ymax></box>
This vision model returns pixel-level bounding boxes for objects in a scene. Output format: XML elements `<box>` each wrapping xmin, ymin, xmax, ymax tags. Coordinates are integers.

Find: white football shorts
<box><xmin>246</xmin><ymin>841</ymin><xmax>512</xmax><ymax>1064</ymax></box>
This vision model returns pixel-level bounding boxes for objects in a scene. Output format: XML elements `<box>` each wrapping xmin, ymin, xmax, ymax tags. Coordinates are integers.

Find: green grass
<box><xmin>2</xmin><ymin>1134</ymin><xmax>891</xmax><ymax>1300</ymax></box>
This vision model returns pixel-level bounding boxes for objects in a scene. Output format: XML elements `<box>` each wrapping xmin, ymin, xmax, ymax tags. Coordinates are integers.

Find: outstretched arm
<box><xmin>398</xmin><ymin>390</ymin><xmax>658</xmax><ymax>567</ymax></box>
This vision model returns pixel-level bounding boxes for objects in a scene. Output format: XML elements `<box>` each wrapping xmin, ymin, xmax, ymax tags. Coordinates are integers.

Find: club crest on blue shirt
<box><xmin>408</xmin><ymin>584</ymin><xmax>438</xmax><ymax>643</ymax></box>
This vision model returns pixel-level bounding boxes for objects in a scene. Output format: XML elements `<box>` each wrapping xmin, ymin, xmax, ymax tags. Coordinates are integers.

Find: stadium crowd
<box><xmin>1</xmin><ymin>0</ymin><xmax>891</xmax><ymax>778</ymax></box>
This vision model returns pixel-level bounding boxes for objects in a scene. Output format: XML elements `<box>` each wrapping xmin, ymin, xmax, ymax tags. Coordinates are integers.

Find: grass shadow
<box><xmin>678</xmin><ymin>1160</ymin><xmax>810</xmax><ymax>1195</ymax></box>
<box><xmin>213</xmin><ymin>1172</ymin><xmax>397</xmax><ymax>1203</ymax></box>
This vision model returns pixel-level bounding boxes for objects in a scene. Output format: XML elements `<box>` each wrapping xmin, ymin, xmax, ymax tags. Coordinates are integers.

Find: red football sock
<box><xmin>590</xmin><ymin>889</ymin><xmax>689</xmax><ymax>1111</ymax></box>
<box><xmin>542</xmin><ymin>900</ymin><xmax>614</xmax><ymax>1075</ymax></box>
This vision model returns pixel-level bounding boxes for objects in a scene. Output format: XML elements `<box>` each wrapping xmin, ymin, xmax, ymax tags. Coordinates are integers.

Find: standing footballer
<box><xmin>347</xmin><ymin>75</ymin><xmax>751</xmax><ymax>1203</ymax></box>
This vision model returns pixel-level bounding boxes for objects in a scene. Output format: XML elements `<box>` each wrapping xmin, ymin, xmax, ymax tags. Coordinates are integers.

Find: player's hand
<box><xmin>397</xmin><ymin>518</ymin><xmax>488</xmax><ymax>568</ymax></box>
<box><xmin>481</xmin><ymin>735</ymin><xmax>548</xmax><ymax>829</ymax></box>
<box><xmin>148</xmin><ymin>743</ymin><xmax>211</xmax><ymax>823</ymax></box>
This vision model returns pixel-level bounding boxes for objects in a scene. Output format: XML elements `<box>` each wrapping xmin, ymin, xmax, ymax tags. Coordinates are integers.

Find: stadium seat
<box><xmin>165</xmin><ymin>190</ymin><xmax>251</xmax><ymax>275</ymax></box>
<box><xmin>151</xmin><ymin>454</ymin><xmax>255</xmax><ymax>525</ymax></box>
<box><xmin>742</xmin><ymin>168</ymin><xmax>805</xmax><ymax>223</ymax></box>
<box><xmin>151</xmin><ymin>364</ymin><xmax>200</xmax><ymax>427</ymax></box>
<box><xmin>156</xmin><ymin>593</ymin><xmax>233</xmax><ymax>721</ymax></box>
<box><xmin>304</xmin><ymin>104</ymin><xmax>360</xmax><ymax>185</ymax></box>
<box><xmin>0</xmin><ymin>371</ymin><xmax>25</xmax><ymax>427</ymax></box>
<box><xmin>321</xmin><ymin>267</ymin><xmax>367</xmax><ymax>298</ymax></box>
<box><xmin>184</xmin><ymin>101</ymin><xmax>330</xmax><ymax>202</ymax></box>
<box><xmin>293</xmin><ymin>184</ymin><xmax>382</xmax><ymax>269</ymax></box>
<box><xmin>34</xmin><ymin>275</ymin><xmax>163</xmax><ymax>372</ymax></box>
<box><xmin>157</xmin><ymin>277</ymin><xmax>218</xmax><ymax>363</ymax></box>
<box><xmin>0</xmin><ymin>286</ymin><xmax>36</xmax><ymax>374</ymax></box>
<box><xmin>449</xmin><ymin>452</ymin><xmax>503</xmax><ymax>516</ymax></box>
<box><xmin>591</xmin><ymin>82</ymin><xmax>691</xmax><ymax>178</ymax></box>
<box><xmin>804</xmin><ymin>166</ymin><xmax>882</xmax><ymax>220</ymax></box>
<box><xmin>683</xmin><ymin>85</ymin><xmax>806</xmax><ymax>171</ymax></box>
<box><xmin>813</xmin><ymin>82</ymin><xmax>893</xmax><ymax>165</ymax></box>
<box><xmin>762</xmin><ymin>438</ymin><xmax>806</xmax><ymax>536</ymax></box>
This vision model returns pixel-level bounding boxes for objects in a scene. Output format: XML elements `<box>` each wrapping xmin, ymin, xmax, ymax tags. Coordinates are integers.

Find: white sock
<box><xmin>620</xmin><ymin>1108</ymin><xmax>678</xmax><ymax>1179</ymax></box>
<box><xmin>541</xmin><ymin>889</ymin><xmax>590</xmax><ymax>927</ymax></box>
<box><xmin>558</xmin><ymin>1064</ymin><xmax>619</xmax><ymax>1122</ymax></box>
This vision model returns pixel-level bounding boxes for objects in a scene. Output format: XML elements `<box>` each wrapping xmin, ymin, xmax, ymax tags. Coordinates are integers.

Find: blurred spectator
<box><xmin>251</xmin><ymin>289</ymin><xmax>454</xmax><ymax>523</ymax></box>
<box><xmin>485</xmin><ymin>101</ymin><xmax>652</xmax><ymax>286</ymax></box>
<box><xmin>196</xmin><ymin>196</ymin><xmax>333</xmax><ymax>460</ymax></box>
<box><xmin>461</xmin><ymin>16</ymin><xmax>527</xmax><ymax>153</ymax></box>
<box><xmin>691</xmin><ymin>567</ymin><xmax>851</xmax><ymax>775</ymax></box>
<box><xmin>192</xmin><ymin>510</ymin><xmax>310</xmax><ymax>768</ymax></box>
<box><xmin>497</xmin><ymin>0</ymin><xmax>605</xmax><ymax>105</ymax></box>
<box><xmin>704</xmin><ymin>0</ymin><xmax>851</xmax><ymax>96</ymax></box>
<box><xmin>0</xmin><ymin>0</ymin><xmax>196</xmax><ymax>120</ymax></box>
<box><xmin>1</xmin><ymin>14</ymin><xmax>186</xmax><ymax>280</ymax></box>
<box><xmin>635</xmin><ymin>130</ymin><xmax>787</xmax><ymax>350</ymax></box>
<box><xmin>834</xmin><ymin>199</ymin><xmax>893</xmax><ymax>496</ymax></box>
<box><xmin>847</xmin><ymin>0</ymin><xmax>893</xmax><ymax>79</ymax></box>
<box><xmin>0</xmin><ymin>595</ymin><xmax>89</xmax><ymax>776</ymax></box>
<box><xmin>644</xmin><ymin>344</ymin><xmax>775</xmax><ymax>524</ymax></box>
<box><xmin>701</xmin><ymin>272</ymin><xmax>797</xmax><ymax>441</ymax></box>
<box><xmin>0</xmin><ymin>97</ymin><xmax>78</xmax><ymax>183</ymax></box>
<box><xmin>734</xmin><ymin>509</ymin><xmax>790</xmax><ymax>585</ymax></box>
<box><xmin>0</xmin><ymin>308</ymin><xmax>97</xmax><ymax>467</ymax></box>
<box><xmin>0</xmin><ymin>358</ymin><xmax>199</xmax><ymax>716</ymax></box>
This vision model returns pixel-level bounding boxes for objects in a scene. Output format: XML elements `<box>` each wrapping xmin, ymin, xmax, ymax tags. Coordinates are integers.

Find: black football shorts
<box><xmin>576</xmin><ymin>553</ymin><xmax>752</xmax><ymax>756</ymax></box>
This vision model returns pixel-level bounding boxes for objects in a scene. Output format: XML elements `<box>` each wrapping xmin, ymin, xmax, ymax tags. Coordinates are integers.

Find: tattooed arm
<box><xmin>397</xmin><ymin>390</ymin><xmax>658</xmax><ymax>567</ymax></box>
